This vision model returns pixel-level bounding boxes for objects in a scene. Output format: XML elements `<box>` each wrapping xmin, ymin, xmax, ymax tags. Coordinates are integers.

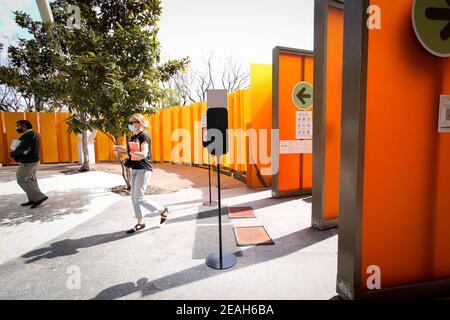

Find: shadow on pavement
<box><xmin>21</xmin><ymin>227</ymin><xmax>159</xmax><ymax>264</ymax></box>
<box><xmin>92</xmin><ymin>227</ymin><xmax>337</xmax><ymax>300</ymax></box>
<box><xmin>0</xmin><ymin>189</ymin><xmax>108</xmax><ymax>228</ymax></box>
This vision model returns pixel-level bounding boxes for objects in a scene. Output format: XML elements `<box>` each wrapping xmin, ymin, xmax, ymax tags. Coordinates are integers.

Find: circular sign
<box><xmin>412</xmin><ymin>0</ymin><xmax>450</xmax><ymax>58</ymax></box>
<box><xmin>292</xmin><ymin>81</ymin><xmax>313</xmax><ymax>111</ymax></box>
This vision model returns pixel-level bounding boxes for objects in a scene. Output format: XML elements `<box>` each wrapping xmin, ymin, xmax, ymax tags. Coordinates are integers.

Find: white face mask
<box><xmin>128</xmin><ymin>124</ymin><xmax>136</xmax><ymax>132</ymax></box>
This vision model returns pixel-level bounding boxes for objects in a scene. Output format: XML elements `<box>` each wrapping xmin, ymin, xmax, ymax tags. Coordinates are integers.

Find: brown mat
<box><xmin>228</xmin><ymin>207</ymin><xmax>256</xmax><ymax>219</ymax></box>
<box><xmin>234</xmin><ymin>226</ymin><xmax>274</xmax><ymax>246</ymax></box>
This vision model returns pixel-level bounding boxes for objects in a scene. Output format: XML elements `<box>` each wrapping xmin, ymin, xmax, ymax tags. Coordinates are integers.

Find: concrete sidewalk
<box><xmin>0</xmin><ymin>163</ymin><xmax>338</xmax><ymax>300</ymax></box>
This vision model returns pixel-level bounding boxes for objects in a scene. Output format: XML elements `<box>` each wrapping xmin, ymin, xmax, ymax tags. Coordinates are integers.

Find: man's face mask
<box><xmin>16</xmin><ymin>126</ymin><xmax>24</xmax><ymax>134</ymax></box>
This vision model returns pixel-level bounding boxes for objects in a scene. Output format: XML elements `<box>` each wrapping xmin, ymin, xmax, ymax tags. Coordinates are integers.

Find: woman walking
<box><xmin>114</xmin><ymin>114</ymin><xmax>169</xmax><ymax>234</ymax></box>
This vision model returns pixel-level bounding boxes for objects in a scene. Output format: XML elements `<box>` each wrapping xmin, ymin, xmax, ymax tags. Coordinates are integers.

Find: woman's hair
<box><xmin>130</xmin><ymin>113</ymin><xmax>149</xmax><ymax>129</ymax></box>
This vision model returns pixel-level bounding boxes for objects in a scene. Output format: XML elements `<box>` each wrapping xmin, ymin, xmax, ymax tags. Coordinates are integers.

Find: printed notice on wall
<box><xmin>296</xmin><ymin>111</ymin><xmax>313</xmax><ymax>139</ymax></box>
<box><xmin>280</xmin><ymin>140</ymin><xmax>312</xmax><ymax>154</ymax></box>
<box><xmin>201</xmin><ymin>113</ymin><xmax>207</xmax><ymax>129</ymax></box>
<box><xmin>438</xmin><ymin>95</ymin><xmax>450</xmax><ymax>133</ymax></box>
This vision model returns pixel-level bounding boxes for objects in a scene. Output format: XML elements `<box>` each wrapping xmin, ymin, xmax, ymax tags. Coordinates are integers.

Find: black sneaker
<box><xmin>21</xmin><ymin>201</ymin><xmax>35</xmax><ymax>207</ymax></box>
<box><xmin>30</xmin><ymin>196</ymin><xmax>48</xmax><ymax>209</ymax></box>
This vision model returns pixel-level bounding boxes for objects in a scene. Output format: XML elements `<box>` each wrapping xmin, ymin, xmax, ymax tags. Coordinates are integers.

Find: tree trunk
<box><xmin>114</xmin><ymin>136</ymin><xmax>131</xmax><ymax>190</ymax></box>
<box><xmin>79</xmin><ymin>130</ymin><xmax>90</xmax><ymax>172</ymax></box>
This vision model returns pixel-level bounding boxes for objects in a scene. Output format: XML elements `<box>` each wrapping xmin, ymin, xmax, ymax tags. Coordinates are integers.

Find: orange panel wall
<box><xmin>161</xmin><ymin>108</ymin><xmax>172</xmax><ymax>162</ymax></box>
<box><xmin>278</xmin><ymin>54</ymin><xmax>302</xmax><ymax>192</ymax></box>
<box><xmin>38</xmin><ymin>112</ymin><xmax>59</xmax><ymax>163</ymax></box>
<box><xmin>3</xmin><ymin>112</ymin><xmax>26</xmax><ymax>165</ymax></box>
<box><xmin>301</xmin><ymin>56</ymin><xmax>314</xmax><ymax>190</ymax></box>
<box><xmin>95</xmin><ymin>131</ymin><xmax>113</xmax><ymax>162</ymax></box>
<box><xmin>433</xmin><ymin>58</ymin><xmax>450</xmax><ymax>278</ymax></box>
<box><xmin>248</xmin><ymin>64</ymin><xmax>272</xmax><ymax>188</ymax></box>
<box><xmin>0</xmin><ymin>113</ymin><xmax>7</xmax><ymax>165</ymax></box>
<box><xmin>323</xmin><ymin>6</ymin><xmax>344</xmax><ymax>221</ymax></box>
<box><xmin>55</xmin><ymin>113</ymin><xmax>72</xmax><ymax>163</ymax></box>
<box><xmin>361</xmin><ymin>0</ymin><xmax>450</xmax><ymax>290</ymax></box>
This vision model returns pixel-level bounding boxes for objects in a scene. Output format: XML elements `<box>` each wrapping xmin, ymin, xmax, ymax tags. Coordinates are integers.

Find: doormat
<box><xmin>233</xmin><ymin>226</ymin><xmax>274</xmax><ymax>246</ymax></box>
<box><xmin>228</xmin><ymin>207</ymin><xmax>256</xmax><ymax>219</ymax></box>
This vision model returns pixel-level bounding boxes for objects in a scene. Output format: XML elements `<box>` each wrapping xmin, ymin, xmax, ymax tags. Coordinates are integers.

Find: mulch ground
<box><xmin>109</xmin><ymin>185</ymin><xmax>176</xmax><ymax>197</ymax></box>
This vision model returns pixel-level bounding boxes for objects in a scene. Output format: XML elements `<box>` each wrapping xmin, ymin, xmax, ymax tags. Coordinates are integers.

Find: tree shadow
<box><xmin>21</xmin><ymin>227</ymin><xmax>158</xmax><ymax>264</ymax></box>
<box><xmin>0</xmin><ymin>189</ymin><xmax>110</xmax><ymax>227</ymax></box>
<box><xmin>92</xmin><ymin>227</ymin><xmax>337</xmax><ymax>300</ymax></box>
<box><xmin>0</xmin><ymin>169</ymin><xmax>62</xmax><ymax>184</ymax></box>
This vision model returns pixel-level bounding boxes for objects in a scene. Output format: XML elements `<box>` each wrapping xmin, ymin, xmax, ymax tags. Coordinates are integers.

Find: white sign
<box><xmin>296</xmin><ymin>111</ymin><xmax>313</xmax><ymax>140</ymax></box>
<box><xmin>295</xmin><ymin>140</ymin><xmax>312</xmax><ymax>154</ymax></box>
<box><xmin>10</xmin><ymin>139</ymin><xmax>21</xmax><ymax>151</ymax></box>
<box><xmin>201</xmin><ymin>113</ymin><xmax>207</xmax><ymax>129</ymax></box>
<box><xmin>438</xmin><ymin>95</ymin><xmax>450</xmax><ymax>133</ymax></box>
<box><xmin>207</xmin><ymin>89</ymin><xmax>228</xmax><ymax>109</ymax></box>
<box><xmin>280</xmin><ymin>140</ymin><xmax>312</xmax><ymax>155</ymax></box>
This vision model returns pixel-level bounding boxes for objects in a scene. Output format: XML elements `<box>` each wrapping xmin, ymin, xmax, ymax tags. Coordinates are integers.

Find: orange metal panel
<box><xmin>247</xmin><ymin>64</ymin><xmax>272</xmax><ymax>188</ymax></box>
<box><xmin>150</xmin><ymin>113</ymin><xmax>162</xmax><ymax>162</ymax></box>
<box><xmin>0</xmin><ymin>113</ymin><xmax>7</xmax><ymax>165</ymax></box>
<box><xmin>323</xmin><ymin>6</ymin><xmax>344</xmax><ymax>221</ymax></box>
<box><xmin>38</xmin><ymin>113</ymin><xmax>59</xmax><ymax>163</ymax></box>
<box><xmin>55</xmin><ymin>113</ymin><xmax>72</xmax><ymax>163</ymax></box>
<box><xmin>360</xmin><ymin>0</ymin><xmax>450</xmax><ymax>289</ymax></box>
<box><xmin>70</xmin><ymin>133</ymin><xmax>79</xmax><ymax>162</ymax></box>
<box><xmin>278</xmin><ymin>55</ymin><xmax>303</xmax><ymax>192</ymax></box>
<box><xmin>202</xmin><ymin>102</ymin><xmax>210</xmax><ymax>166</ymax></box>
<box><xmin>170</xmin><ymin>107</ymin><xmax>181</xmax><ymax>164</ymax></box>
<box><xmin>161</xmin><ymin>108</ymin><xmax>172</xmax><ymax>162</ymax></box>
<box><xmin>4</xmin><ymin>112</ymin><xmax>26</xmax><ymax>165</ymax></box>
<box><xmin>192</xmin><ymin>103</ymin><xmax>203</xmax><ymax>166</ymax></box>
<box><xmin>95</xmin><ymin>131</ymin><xmax>113</xmax><ymax>162</ymax></box>
<box><xmin>301</xmin><ymin>56</ymin><xmax>314</xmax><ymax>190</ymax></box>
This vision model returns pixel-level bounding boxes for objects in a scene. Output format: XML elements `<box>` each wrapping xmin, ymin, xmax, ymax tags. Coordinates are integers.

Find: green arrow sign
<box><xmin>412</xmin><ymin>0</ymin><xmax>450</xmax><ymax>58</ymax></box>
<box><xmin>292</xmin><ymin>82</ymin><xmax>313</xmax><ymax>111</ymax></box>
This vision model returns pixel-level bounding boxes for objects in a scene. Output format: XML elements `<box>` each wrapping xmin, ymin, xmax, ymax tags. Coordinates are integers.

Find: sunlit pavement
<box><xmin>0</xmin><ymin>163</ymin><xmax>338</xmax><ymax>300</ymax></box>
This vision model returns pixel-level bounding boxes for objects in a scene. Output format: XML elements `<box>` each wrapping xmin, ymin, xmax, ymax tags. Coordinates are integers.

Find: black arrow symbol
<box><xmin>426</xmin><ymin>0</ymin><xmax>450</xmax><ymax>41</ymax></box>
<box><xmin>296</xmin><ymin>87</ymin><xmax>311</xmax><ymax>105</ymax></box>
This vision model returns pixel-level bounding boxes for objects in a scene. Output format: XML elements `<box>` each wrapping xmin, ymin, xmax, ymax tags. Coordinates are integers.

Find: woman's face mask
<box><xmin>128</xmin><ymin>124</ymin><xmax>136</xmax><ymax>132</ymax></box>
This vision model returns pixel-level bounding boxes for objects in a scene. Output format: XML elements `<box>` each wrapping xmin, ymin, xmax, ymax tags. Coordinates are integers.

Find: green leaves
<box><xmin>1</xmin><ymin>0</ymin><xmax>188</xmax><ymax>138</ymax></box>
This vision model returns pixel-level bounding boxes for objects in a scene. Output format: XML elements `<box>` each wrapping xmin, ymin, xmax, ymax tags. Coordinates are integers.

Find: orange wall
<box><xmin>361</xmin><ymin>0</ymin><xmax>450</xmax><ymax>290</ymax></box>
<box><xmin>323</xmin><ymin>6</ymin><xmax>344</xmax><ymax>220</ymax></box>
<box><xmin>0</xmin><ymin>112</ymin><xmax>81</xmax><ymax>165</ymax></box>
<box><xmin>1</xmin><ymin>84</ymin><xmax>259</xmax><ymax>187</ymax></box>
<box><xmin>38</xmin><ymin>112</ymin><xmax>59</xmax><ymax>163</ymax></box>
<box><xmin>0</xmin><ymin>113</ymin><xmax>7</xmax><ymax>165</ymax></box>
<box><xmin>276</xmin><ymin>54</ymin><xmax>314</xmax><ymax>193</ymax></box>
<box><xmin>248</xmin><ymin>64</ymin><xmax>273</xmax><ymax>188</ymax></box>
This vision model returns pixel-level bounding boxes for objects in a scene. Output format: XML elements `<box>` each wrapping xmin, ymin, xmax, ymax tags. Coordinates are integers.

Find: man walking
<box><xmin>10</xmin><ymin>120</ymin><xmax>48</xmax><ymax>209</ymax></box>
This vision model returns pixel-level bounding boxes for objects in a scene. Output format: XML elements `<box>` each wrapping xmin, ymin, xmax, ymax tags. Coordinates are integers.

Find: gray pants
<box><xmin>16</xmin><ymin>162</ymin><xmax>47</xmax><ymax>202</ymax></box>
<box><xmin>131</xmin><ymin>169</ymin><xmax>164</xmax><ymax>219</ymax></box>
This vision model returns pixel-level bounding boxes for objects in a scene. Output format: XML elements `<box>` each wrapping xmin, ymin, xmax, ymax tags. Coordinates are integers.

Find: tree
<box><xmin>170</xmin><ymin>54</ymin><xmax>249</xmax><ymax>104</ymax></box>
<box><xmin>0</xmin><ymin>1</ymin><xmax>188</xmax><ymax>178</ymax></box>
<box><xmin>0</xmin><ymin>12</ymin><xmax>66</xmax><ymax>113</ymax></box>
<box><xmin>220</xmin><ymin>56</ymin><xmax>250</xmax><ymax>93</ymax></box>
<box><xmin>49</xmin><ymin>0</ymin><xmax>189</xmax><ymax>184</ymax></box>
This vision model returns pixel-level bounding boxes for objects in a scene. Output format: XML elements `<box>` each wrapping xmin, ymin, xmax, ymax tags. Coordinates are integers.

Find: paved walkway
<box><xmin>0</xmin><ymin>163</ymin><xmax>338</xmax><ymax>300</ymax></box>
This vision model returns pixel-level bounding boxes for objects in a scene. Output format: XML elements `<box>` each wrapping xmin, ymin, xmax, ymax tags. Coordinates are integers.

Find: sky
<box><xmin>0</xmin><ymin>0</ymin><xmax>40</xmax><ymax>60</ymax></box>
<box><xmin>158</xmin><ymin>0</ymin><xmax>314</xmax><ymax>70</ymax></box>
<box><xmin>0</xmin><ymin>0</ymin><xmax>315</xmax><ymax>71</ymax></box>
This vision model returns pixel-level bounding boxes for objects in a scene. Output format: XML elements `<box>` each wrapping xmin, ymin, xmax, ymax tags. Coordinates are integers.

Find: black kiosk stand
<box><xmin>204</xmin><ymin>89</ymin><xmax>237</xmax><ymax>270</ymax></box>
<box><xmin>202</xmin><ymin>130</ymin><xmax>218</xmax><ymax>207</ymax></box>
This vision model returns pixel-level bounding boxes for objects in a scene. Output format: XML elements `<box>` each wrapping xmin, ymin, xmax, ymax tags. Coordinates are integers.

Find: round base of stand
<box><xmin>202</xmin><ymin>200</ymin><xmax>218</xmax><ymax>207</ymax></box>
<box><xmin>205</xmin><ymin>251</ymin><xmax>237</xmax><ymax>270</ymax></box>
